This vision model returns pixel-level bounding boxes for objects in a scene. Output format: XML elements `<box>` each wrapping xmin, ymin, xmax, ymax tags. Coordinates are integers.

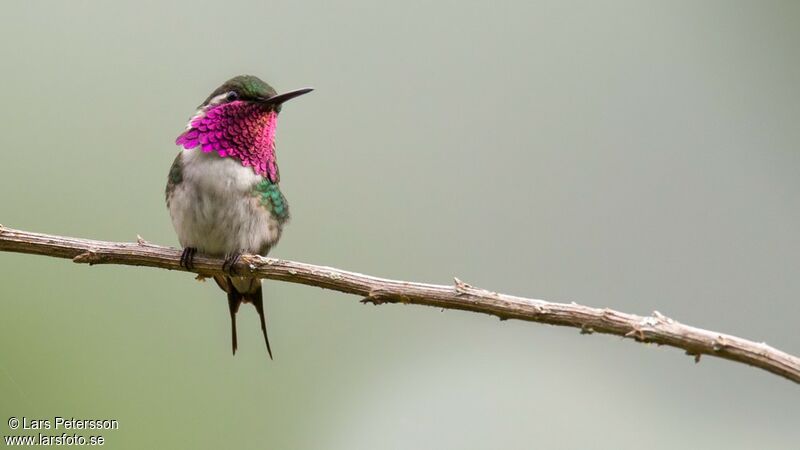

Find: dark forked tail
<box><xmin>213</xmin><ymin>276</ymin><xmax>273</xmax><ymax>359</ymax></box>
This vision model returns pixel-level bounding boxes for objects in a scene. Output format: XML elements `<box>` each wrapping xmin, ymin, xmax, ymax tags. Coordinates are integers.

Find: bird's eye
<box><xmin>226</xmin><ymin>91</ymin><xmax>239</xmax><ymax>102</ymax></box>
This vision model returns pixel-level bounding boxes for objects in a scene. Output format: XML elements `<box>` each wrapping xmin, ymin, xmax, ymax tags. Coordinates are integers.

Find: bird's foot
<box><xmin>180</xmin><ymin>247</ymin><xmax>197</xmax><ymax>270</ymax></box>
<box><xmin>222</xmin><ymin>252</ymin><xmax>242</xmax><ymax>275</ymax></box>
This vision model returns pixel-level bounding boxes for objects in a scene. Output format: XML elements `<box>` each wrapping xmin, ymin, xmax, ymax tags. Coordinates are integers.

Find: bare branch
<box><xmin>1</xmin><ymin>224</ymin><xmax>798</xmax><ymax>384</ymax></box>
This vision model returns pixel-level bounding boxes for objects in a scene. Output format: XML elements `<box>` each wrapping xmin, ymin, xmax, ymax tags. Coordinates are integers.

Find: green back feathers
<box><xmin>254</xmin><ymin>179</ymin><xmax>289</xmax><ymax>222</ymax></box>
<box><xmin>165</xmin><ymin>152</ymin><xmax>183</xmax><ymax>205</ymax></box>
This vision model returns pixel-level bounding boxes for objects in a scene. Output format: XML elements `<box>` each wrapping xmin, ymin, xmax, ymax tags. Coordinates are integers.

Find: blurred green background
<box><xmin>1</xmin><ymin>1</ymin><xmax>798</xmax><ymax>448</ymax></box>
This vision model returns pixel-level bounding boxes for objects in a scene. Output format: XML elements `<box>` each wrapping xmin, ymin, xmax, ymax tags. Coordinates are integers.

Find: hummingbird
<box><xmin>165</xmin><ymin>75</ymin><xmax>312</xmax><ymax>358</ymax></box>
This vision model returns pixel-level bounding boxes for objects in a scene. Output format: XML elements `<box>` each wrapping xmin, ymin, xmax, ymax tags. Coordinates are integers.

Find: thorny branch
<box><xmin>0</xmin><ymin>224</ymin><xmax>798</xmax><ymax>384</ymax></box>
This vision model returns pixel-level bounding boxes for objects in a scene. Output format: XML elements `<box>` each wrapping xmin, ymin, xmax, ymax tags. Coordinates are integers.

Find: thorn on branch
<box><xmin>136</xmin><ymin>235</ymin><xmax>151</xmax><ymax>246</ymax></box>
<box><xmin>652</xmin><ymin>310</ymin><xmax>674</xmax><ymax>324</ymax></box>
<box><xmin>73</xmin><ymin>249</ymin><xmax>101</xmax><ymax>265</ymax></box>
<box><xmin>625</xmin><ymin>326</ymin><xmax>646</xmax><ymax>342</ymax></box>
<box><xmin>713</xmin><ymin>336</ymin><xmax>729</xmax><ymax>352</ymax></box>
<box><xmin>453</xmin><ymin>277</ymin><xmax>472</xmax><ymax>295</ymax></box>
<box><xmin>195</xmin><ymin>274</ymin><xmax>207</xmax><ymax>282</ymax></box>
<box><xmin>685</xmin><ymin>350</ymin><xmax>702</xmax><ymax>363</ymax></box>
<box><xmin>580</xmin><ymin>324</ymin><xmax>594</xmax><ymax>335</ymax></box>
<box><xmin>361</xmin><ymin>289</ymin><xmax>390</xmax><ymax>305</ymax></box>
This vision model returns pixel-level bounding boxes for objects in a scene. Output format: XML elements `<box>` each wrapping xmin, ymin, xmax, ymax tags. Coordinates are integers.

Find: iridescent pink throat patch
<box><xmin>176</xmin><ymin>101</ymin><xmax>280</xmax><ymax>182</ymax></box>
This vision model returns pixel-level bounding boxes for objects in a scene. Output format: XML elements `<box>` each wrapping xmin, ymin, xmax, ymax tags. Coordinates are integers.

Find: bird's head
<box><xmin>199</xmin><ymin>75</ymin><xmax>313</xmax><ymax>112</ymax></box>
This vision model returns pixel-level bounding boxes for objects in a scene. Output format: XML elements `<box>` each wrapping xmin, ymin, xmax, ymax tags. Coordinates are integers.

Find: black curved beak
<box><xmin>260</xmin><ymin>87</ymin><xmax>314</xmax><ymax>105</ymax></box>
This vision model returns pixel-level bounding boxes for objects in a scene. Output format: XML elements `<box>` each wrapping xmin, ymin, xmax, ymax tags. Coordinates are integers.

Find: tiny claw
<box><xmin>180</xmin><ymin>247</ymin><xmax>197</xmax><ymax>270</ymax></box>
<box><xmin>222</xmin><ymin>252</ymin><xmax>242</xmax><ymax>275</ymax></box>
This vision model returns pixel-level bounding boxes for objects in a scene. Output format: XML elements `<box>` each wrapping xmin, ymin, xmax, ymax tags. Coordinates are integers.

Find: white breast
<box><xmin>168</xmin><ymin>150</ymin><xmax>282</xmax><ymax>256</ymax></box>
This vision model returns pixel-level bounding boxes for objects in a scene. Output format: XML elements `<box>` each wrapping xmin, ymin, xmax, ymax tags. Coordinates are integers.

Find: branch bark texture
<box><xmin>1</xmin><ymin>225</ymin><xmax>798</xmax><ymax>384</ymax></box>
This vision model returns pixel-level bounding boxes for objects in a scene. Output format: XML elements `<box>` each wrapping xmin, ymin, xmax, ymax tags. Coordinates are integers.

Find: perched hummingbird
<box><xmin>165</xmin><ymin>75</ymin><xmax>312</xmax><ymax>358</ymax></box>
